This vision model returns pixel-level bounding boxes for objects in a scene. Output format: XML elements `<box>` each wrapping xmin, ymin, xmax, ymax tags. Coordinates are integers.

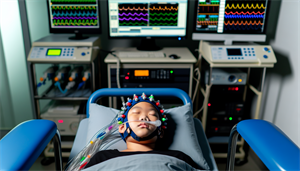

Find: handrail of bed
<box><xmin>226</xmin><ymin>119</ymin><xmax>300</xmax><ymax>171</ymax></box>
<box><xmin>87</xmin><ymin>88</ymin><xmax>192</xmax><ymax>118</ymax></box>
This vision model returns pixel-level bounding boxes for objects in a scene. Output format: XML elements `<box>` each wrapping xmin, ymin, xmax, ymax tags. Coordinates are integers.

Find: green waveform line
<box><xmin>150</xmin><ymin>12</ymin><xmax>178</xmax><ymax>16</ymax></box>
<box><xmin>52</xmin><ymin>6</ymin><xmax>96</xmax><ymax>10</ymax></box>
<box><xmin>119</xmin><ymin>22</ymin><xmax>147</xmax><ymax>26</ymax></box>
<box><xmin>149</xmin><ymin>17</ymin><xmax>178</xmax><ymax>21</ymax></box>
<box><xmin>53</xmin><ymin>19</ymin><xmax>98</xmax><ymax>26</ymax></box>
<box><xmin>51</xmin><ymin>0</ymin><xmax>96</xmax><ymax>3</ymax></box>
<box><xmin>150</xmin><ymin>23</ymin><xmax>177</xmax><ymax>26</ymax></box>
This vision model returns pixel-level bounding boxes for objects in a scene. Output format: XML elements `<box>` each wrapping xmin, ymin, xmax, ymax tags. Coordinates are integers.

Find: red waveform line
<box><xmin>119</xmin><ymin>6</ymin><xmax>148</xmax><ymax>11</ymax></box>
<box><xmin>197</xmin><ymin>21</ymin><xmax>218</xmax><ymax>25</ymax></box>
<box><xmin>225</xmin><ymin>11</ymin><xmax>265</xmax><ymax>15</ymax></box>
<box><xmin>224</xmin><ymin>20</ymin><xmax>263</xmax><ymax>26</ymax></box>
<box><xmin>201</xmin><ymin>6</ymin><xmax>218</xmax><ymax>13</ymax></box>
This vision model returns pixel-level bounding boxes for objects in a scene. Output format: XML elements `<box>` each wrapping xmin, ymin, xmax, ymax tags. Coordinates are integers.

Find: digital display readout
<box><xmin>47</xmin><ymin>49</ymin><xmax>61</xmax><ymax>56</ymax></box>
<box><xmin>134</xmin><ymin>70</ymin><xmax>149</xmax><ymax>77</ymax></box>
<box><xmin>227</xmin><ymin>49</ymin><xmax>242</xmax><ymax>56</ymax></box>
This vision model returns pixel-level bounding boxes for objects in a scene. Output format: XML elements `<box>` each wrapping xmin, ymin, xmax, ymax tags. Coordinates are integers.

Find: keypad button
<box><xmin>252</xmin><ymin>51</ymin><xmax>255</xmax><ymax>53</ymax></box>
<box><xmin>247</xmin><ymin>48</ymin><xmax>250</xmax><ymax>50</ymax></box>
<box><xmin>248</xmin><ymin>51</ymin><xmax>251</xmax><ymax>53</ymax></box>
<box><xmin>244</xmin><ymin>51</ymin><xmax>247</xmax><ymax>53</ymax></box>
<box><xmin>245</xmin><ymin>54</ymin><xmax>247</xmax><ymax>56</ymax></box>
<box><xmin>243</xmin><ymin>48</ymin><xmax>246</xmax><ymax>50</ymax></box>
<box><xmin>263</xmin><ymin>55</ymin><xmax>268</xmax><ymax>58</ymax></box>
<box><xmin>251</xmin><ymin>48</ymin><xmax>254</xmax><ymax>50</ymax></box>
<box><xmin>228</xmin><ymin>57</ymin><xmax>230</xmax><ymax>59</ymax></box>
<box><xmin>249</xmin><ymin>54</ymin><xmax>251</xmax><ymax>56</ymax></box>
<box><xmin>71</xmin><ymin>54</ymin><xmax>73</xmax><ymax>56</ymax></box>
<box><xmin>242</xmin><ymin>57</ymin><xmax>244</xmax><ymax>59</ymax></box>
<box><xmin>253</xmin><ymin>54</ymin><xmax>256</xmax><ymax>56</ymax></box>
<box><xmin>238</xmin><ymin>57</ymin><xmax>240</xmax><ymax>59</ymax></box>
<box><xmin>67</xmin><ymin>54</ymin><xmax>69</xmax><ymax>56</ymax></box>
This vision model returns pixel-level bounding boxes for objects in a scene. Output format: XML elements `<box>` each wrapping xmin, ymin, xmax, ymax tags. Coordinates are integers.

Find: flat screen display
<box><xmin>134</xmin><ymin>70</ymin><xmax>149</xmax><ymax>76</ymax></box>
<box><xmin>108</xmin><ymin>0</ymin><xmax>188</xmax><ymax>37</ymax></box>
<box><xmin>195</xmin><ymin>0</ymin><xmax>270</xmax><ymax>34</ymax></box>
<box><xmin>48</xmin><ymin>0</ymin><xmax>100</xmax><ymax>28</ymax></box>
<box><xmin>227</xmin><ymin>48</ymin><xmax>242</xmax><ymax>56</ymax></box>
<box><xmin>47</xmin><ymin>49</ymin><xmax>62</xmax><ymax>56</ymax></box>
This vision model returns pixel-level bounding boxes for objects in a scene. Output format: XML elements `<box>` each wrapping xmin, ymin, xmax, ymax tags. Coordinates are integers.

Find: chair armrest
<box><xmin>237</xmin><ymin>119</ymin><xmax>300</xmax><ymax>171</ymax></box>
<box><xmin>0</xmin><ymin>120</ymin><xmax>58</xmax><ymax>170</ymax></box>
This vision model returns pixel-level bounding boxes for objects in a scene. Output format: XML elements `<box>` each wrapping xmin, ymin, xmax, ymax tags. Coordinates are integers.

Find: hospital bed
<box><xmin>0</xmin><ymin>88</ymin><xmax>299</xmax><ymax>171</ymax></box>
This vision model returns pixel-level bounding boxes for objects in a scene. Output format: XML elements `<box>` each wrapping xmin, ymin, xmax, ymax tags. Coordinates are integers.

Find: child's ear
<box><xmin>119</xmin><ymin>124</ymin><xmax>126</xmax><ymax>133</ymax></box>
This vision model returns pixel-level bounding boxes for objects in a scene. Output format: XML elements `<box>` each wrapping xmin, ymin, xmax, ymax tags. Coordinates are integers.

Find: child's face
<box><xmin>120</xmin><ymin>102</ymin><xmax>160</xmax><ymax>139</ymax></box>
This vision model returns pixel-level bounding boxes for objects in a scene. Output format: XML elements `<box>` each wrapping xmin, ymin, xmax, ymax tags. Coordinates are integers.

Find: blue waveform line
<box><xmin>119</xmin><ymin>17</ymin><xmax>148</xmax><ymax>21</ymax></box>
<box><xmin>119</xmin><ymin>12</ymin><xmax>148</xmax><ymax>16</ymax></box>
<box><xmin>224</xmin><ymin>14</ymin><xmax>264</xmax><ymax>19</ymax></box>
<box><xmin>52</xmin><ymin>10</ymin><xmax>97</xmax><ymax>17</ymax></box>
<box><xmin>53</xmin><ymin>17</ymin><xmax>97</xmax><ymax>20</ymax></box>
<box><xmin>224</xmin><ymin>24</ymin><xmax>262</xmax><ymax>31</ymax></box>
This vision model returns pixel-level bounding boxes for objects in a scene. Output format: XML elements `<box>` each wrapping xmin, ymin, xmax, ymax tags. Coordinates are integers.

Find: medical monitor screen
<box><xmin>48</xmin><ymin>0</ymin><xmax>100</xmax><ymax>28</ymax></box>
<box><xmin>195</xmin><ymin>0</ymin><xmax>269</xmax><ymax>34</ymax></box>
<box><xmin>108</xmin><ymin>0</ymin><xmax>188</xmax><ymax>37</ymax></box>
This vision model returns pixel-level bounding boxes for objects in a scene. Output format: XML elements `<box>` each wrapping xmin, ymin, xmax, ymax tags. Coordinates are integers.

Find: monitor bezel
<box><xmin>106</xmin><ymin>0</ymin><xmax>189</xmax><ymax>39</ymax></box>
<box><xmin>192</xmin><ymin>0</ymin><xmax>272</xmax><ymax>35</ymax></box>
<box><xmin>47</xmin><ymin>0</ymin><xmax>102</xmax><ymax>35</ymax></box>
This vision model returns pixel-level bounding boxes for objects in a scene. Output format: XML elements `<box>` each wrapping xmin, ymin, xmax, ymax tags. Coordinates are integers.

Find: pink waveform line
<box><xmin>225</xmin><ymin>11</ymin><xmax>265</xmax><ymax>15</ymax></box>
<box><xmin>119</xmin><ymin>17</ymin><xmax>148</xmax><ymax>21</ymax></box>
<box><xmin>119</xmin><ymin>12</ymin><xmax>148</xmax><ymax>16</ymax></box>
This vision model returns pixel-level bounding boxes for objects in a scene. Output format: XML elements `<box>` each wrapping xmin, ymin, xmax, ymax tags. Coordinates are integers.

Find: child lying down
<box><xmin>66</xmin><ymin>93</ymin><xmax>205</xmax><ymax>171</ymax></box>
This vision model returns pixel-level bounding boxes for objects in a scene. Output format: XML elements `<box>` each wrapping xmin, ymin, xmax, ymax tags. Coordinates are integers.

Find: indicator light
<box><xmin>125</xmin><ymin>76</ymin><xmax>129</xmax><ymax>80</ymax></box>
<box><xmin>215</xmin><ymin>127</ymin><xmax>218</xmax><ymax>131</ymax></box>
<box><xmin>58</xmin><ymin>120</ymin><xmax>63</xmax><ymax>123</ymax></box>
<box><xmin>238</xmin><ymin>79</ymin><xmax>242</xmax><ymax>82</ymax></box>
<box><xmin>235</xmin><ymin>87</ymin><xmax>239</xmax><ymax>91</ymax></box>
<box><xmin>208</xmin><ymin>103</ymin><xmax>211</xmax><ymax>106</ymax></box>
<box><xmin>229</xmin><ymin>117</ymin><xmax>233</xmax><ymax>121</ymax></box>
<box><xmin>170</xmin><ymin>70</ymin><xmax>173</xmax><ymax>74</ymax></box>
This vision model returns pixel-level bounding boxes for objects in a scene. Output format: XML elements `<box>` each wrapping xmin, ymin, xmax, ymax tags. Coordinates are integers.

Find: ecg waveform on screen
<box><xmin>223</xmin><ymin>0</ymin><xmax>267</xmax><ymax>33</ymax></box>
<box><xmin>149</xmin><ymin>4</ymin><xmax>178</xmax><ymax>26</ymax></box>
<box><xmin>118</xmin><ymin>4</ymin><xmax>148</xmax><ymax>26</ymax></box>
<box><xmin>196</xmin><ymin>0</ymin><xmax>219</xmax><ymax>31</ymax></box>
<box><xmin>51</xmin><ymin>0</ymin><xmax>96</xmax><ymax>4</ymax></box>
<box><xmin>50</xmin><ymin>0</ymin><xmax>99</xmax><ymax>28</ymax></box>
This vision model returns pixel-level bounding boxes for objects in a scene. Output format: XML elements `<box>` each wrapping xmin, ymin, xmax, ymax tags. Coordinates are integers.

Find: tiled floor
<box><xmin>30</xmin><ymin>149</ymin><xmax>268</xmax><ymax>171</ymax></box>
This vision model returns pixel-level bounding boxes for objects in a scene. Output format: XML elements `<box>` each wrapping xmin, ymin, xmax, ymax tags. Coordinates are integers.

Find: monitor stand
<box><xmin>137</xmin><ymin>38</ymin><xmax>162</xmax><ymax>51</ymax></box>
<box><xmin>69</xmin><ymin>33</ymin><xmax>89</xmax><ymax>40</ymax></box>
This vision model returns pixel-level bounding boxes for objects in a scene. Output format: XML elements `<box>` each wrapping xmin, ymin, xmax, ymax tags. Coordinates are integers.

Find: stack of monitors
<box><xmin>48</xmin><ymin>0</ymin><xmax>100</xmax><ymax>28</ymax></box>
<box><xmin>195</xmin><ymin>0</ymin><xmax>269</xmax><ymax>34</ymax></box>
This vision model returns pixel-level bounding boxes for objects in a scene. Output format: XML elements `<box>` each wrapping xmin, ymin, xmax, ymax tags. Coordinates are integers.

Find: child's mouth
<box><xmin>138</xmin><ymin>123</ymin><xmax>149</xmax><ymax>128</ymax></box>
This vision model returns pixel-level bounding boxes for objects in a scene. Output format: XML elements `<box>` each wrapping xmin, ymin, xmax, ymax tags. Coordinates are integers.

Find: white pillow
<box><xmin>87</xmin><ymin>103</ymin><xmax>210</xmax><ymax>170</ymax></box>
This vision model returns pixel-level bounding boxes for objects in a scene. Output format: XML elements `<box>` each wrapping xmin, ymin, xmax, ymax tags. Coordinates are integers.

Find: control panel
<box><xmin>122</xmin><ymin>69</ymin><xmax>174</xmax><ymax>82</ymax></box>
<box><xmin>28</xmin><ymin>46</ymin><xmax>95</xmax><ymax>62</ymax></box>
<box><xmin>200</xmin><ymin>41</ymin><xmax>277</xmax><ymax>65</ymax></box>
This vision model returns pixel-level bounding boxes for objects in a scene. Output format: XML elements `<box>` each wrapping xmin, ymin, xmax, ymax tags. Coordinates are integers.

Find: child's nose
<box><xmin>139</xmin><ymin>113</ymin><xmax>149</xmax><ymax>121</ymax></box>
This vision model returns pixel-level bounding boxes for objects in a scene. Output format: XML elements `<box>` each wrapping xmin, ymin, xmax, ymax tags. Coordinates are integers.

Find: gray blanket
<box><xmin>83</xmin><ymin>154</ymin><xmax>204</xmax><ymax>171</ymax></box>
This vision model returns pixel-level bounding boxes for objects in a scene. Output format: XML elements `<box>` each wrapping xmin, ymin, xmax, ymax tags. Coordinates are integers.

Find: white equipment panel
<box><xmin>199</xmin><ymin>41</ymin><xmax>277</xmax><ymax>67</ymax></box>
<box><xmin>27</xmin><ymin>35</ymin><xmax>100</xmax><ymax>63</ymax></box>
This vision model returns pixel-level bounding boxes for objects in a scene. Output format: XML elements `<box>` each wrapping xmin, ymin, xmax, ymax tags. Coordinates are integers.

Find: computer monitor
<box><xmin>192</xmin><ymin>0</ymin><xmax>271</xmax><ymax>44</ymax></box>
<box><xmin>107</xmin><ymin>0</ymin><xmax>188</xmax><ymax>50</ymax></box>
<box><xmin>47</xmin><ymin>0</ymin><xmax>101</xmax><ymax>40</ymax></box>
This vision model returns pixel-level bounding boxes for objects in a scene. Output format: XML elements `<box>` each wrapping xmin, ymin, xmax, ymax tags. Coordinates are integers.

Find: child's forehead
<box><xmin>129</xmin><ymin>102</ymin><xmax>157</xmax><ymax>110</ymax></box>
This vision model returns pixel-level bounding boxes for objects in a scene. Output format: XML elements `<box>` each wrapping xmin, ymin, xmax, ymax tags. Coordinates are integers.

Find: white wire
<box><xmin>192</xmin><ymin>68</ymin><xmax>201</xmax><ymax>103</ymax></box>
<box><xmin>193</xmin><ymin>84</ymin><xmax>212</xmax><ymax>118</ymax></box>
<box><xmin>112</xmin><ymin>53</ymin><xmax>125</xmax><ymax>104</ymax></box>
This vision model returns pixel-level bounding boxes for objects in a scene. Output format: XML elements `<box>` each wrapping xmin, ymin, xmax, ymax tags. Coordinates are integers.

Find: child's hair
<box><xmin>65</xmin><ymin>93</ymin><xmax>168</xmax><ymax>171</ymax></box>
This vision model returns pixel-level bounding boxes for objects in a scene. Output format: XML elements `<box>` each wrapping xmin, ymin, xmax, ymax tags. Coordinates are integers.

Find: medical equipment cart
<box><xmin>27</xmin><ymin>34</ymin><xmax>101</xmax><ymax>160</ymax></box>
<box><xmin>196</xmin><ymin>40</ymin><xmax>277</xmax><ymax>160</ymax></box>
<box><xmin>104</xmin><ymin>47</ymin><xmax>197</xmax><ymax>108</ymax></box>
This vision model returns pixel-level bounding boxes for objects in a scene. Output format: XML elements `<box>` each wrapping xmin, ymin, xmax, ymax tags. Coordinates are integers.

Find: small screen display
<box><xmin>227</xmin><ymin>49</ymin><xmax>242</xmax><ymax>56</ymax></box>
<box><xmin>47</xmin><ymin>49</ymin><xmax>61</xmax><ymax>56</ymax></box>
<box><xmin>134</xmin><ymin>70</ymin><xmax>149</xmax><ymax>77</ymax></box>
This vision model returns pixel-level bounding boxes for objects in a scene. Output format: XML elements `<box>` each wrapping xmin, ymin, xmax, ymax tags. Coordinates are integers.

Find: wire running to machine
<box><xmin>100</xmin><ymin>49</ymin><xmax>125</xmax><ymax>104</ymax></box>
